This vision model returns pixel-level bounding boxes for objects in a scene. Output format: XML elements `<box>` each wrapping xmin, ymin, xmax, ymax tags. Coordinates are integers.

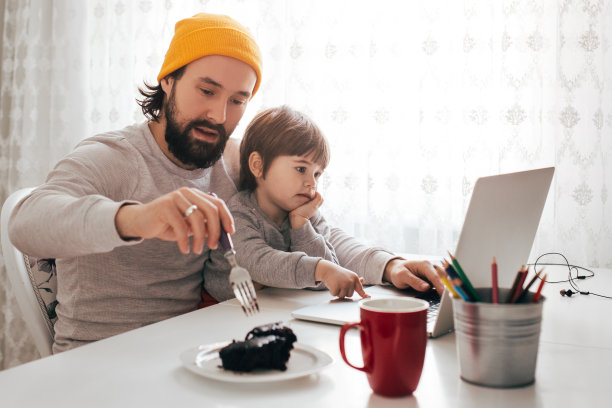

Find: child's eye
<box><xmin>296</xmin><ymin>167</ymin><xmax>306</xmax><ymax>173</ymax></box>
<box><xmin>314</xmin><ymin>172</ymin><xmax>322</xmax><ymax>179</ymax></box>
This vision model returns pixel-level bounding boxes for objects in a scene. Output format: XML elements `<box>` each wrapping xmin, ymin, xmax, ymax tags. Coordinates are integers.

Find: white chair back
<box><xmin>1</xmin><ymin>187</ymin><xmax>55</xmax><ymax>357</ymax></box>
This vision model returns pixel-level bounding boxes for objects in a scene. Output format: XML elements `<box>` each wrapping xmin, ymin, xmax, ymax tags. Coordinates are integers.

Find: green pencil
<box><xmin>448</xmin><ymin>251</ymin><xmax>481</xmax><ymax>302</ymax></box>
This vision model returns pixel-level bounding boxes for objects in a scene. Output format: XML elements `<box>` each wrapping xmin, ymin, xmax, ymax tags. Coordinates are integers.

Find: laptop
<box><xmin>291</xmin><ymin>167</ymin><xmax>555</xmax><ymax>338</ymax></box>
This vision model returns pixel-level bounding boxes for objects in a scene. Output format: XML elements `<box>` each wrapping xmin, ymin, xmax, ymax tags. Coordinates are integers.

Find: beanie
<box><xmin>157</xmin><ymin>13</ymin><xmax>262</xmax><ymax>96</ymax></box>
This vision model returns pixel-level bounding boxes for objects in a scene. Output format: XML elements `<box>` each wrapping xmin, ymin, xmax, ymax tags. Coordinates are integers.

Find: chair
<box><xmin>1</xmin><ymin>187</ymin><xmax>55</xmax><ymax>357</ymax></box>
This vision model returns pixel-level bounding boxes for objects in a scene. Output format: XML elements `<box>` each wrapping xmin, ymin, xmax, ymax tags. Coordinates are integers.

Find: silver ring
<box><xmin>184</xmin><ymin>204</ymin><xmax>198</xmax><ymax>217</ymax></box>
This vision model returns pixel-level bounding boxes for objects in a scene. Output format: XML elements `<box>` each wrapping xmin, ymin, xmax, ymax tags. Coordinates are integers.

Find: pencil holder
<box><xmin>452</xmin><ymin>287</ymin><xmax>545</xmax><ymax>388</ymax></box>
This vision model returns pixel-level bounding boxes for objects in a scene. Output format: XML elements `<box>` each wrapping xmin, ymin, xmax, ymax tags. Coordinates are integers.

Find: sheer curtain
<box><xmin>1</xmin><ymin>0</ymin><xmax>610</xmax><ymax>369</ymax></box>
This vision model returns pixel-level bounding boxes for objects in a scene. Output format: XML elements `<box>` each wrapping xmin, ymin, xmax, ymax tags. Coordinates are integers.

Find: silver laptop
<box><xmin>291</xmin><ymin>167</ymin><xmax>555</xmax><ymax>338</ymax></box>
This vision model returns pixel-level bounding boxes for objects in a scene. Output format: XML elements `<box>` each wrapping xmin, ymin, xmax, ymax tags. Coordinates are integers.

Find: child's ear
<box><xmin>248</xmin><ymin>151</ymin><xmax>264</xmax><ymax>178</ymax></box>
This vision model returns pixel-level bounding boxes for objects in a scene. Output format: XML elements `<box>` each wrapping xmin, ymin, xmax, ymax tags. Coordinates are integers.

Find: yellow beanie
<box><xmin>157</xmin><ymin>13</ymin><xmax>262</xmax><ymax>96</ymax></box>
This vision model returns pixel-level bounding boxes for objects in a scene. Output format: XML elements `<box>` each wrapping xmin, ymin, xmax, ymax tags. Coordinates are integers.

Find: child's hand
<box><xmin>314</xmin><ymin>260</ymin><xmax>369</xmax><ymax>299</ymax></box>
<box><xmin>289</xmin><ymin>191</ymin><xmax>323</xmax><ymax>229</ymax></box>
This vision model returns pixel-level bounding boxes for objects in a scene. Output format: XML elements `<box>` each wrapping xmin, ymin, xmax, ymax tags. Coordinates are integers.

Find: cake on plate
<box><xmin>219</xmin><ymin>322</ymin><xmax>297</xmax><ymax>372</ymax></box>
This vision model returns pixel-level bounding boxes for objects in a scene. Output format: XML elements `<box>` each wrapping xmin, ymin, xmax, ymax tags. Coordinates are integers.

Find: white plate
<box><xmin>180</xmin><ymin>341</ymin><xmax>333</xmax><ymax>383</ymax></box>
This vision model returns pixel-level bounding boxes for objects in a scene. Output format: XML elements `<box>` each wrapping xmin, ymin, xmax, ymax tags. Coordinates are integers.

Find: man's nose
<box><xmin>205</xmin><ymin>98</ymin><xmax>227</xmax><ymax>124</ymax></box>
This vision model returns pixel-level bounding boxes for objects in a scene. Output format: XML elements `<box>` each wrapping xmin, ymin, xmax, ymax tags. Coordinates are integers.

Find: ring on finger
<box><xmin>184</xmin><ymin>204</ymin><xmax>198</xmax><ymax>217</ymax></box>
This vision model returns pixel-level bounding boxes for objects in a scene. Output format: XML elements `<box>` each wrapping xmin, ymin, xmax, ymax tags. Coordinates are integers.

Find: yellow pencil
<box><xmin>434</xmin><ymin>264</ymin><xmax>460</xmax><ymax>298</ymax></box>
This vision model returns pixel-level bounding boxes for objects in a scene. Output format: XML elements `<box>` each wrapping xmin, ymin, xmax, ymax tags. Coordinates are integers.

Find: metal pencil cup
<box><xmin>452</xmin><ymin>287</ymin><xmax>545</xmax><ymax>388</ymax></box>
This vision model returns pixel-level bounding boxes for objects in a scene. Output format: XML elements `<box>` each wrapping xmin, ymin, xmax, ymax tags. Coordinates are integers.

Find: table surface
<box><xmin>1</xmin><ymin>265</ymin><xmax>611</xmax><ymax>408</ymax></box>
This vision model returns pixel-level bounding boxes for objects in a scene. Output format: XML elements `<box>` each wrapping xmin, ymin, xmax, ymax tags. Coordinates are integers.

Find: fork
<box><xmin>218</xmin><ymin>226</ymin><xmax>260</xmax><ymax>316</ymax></box>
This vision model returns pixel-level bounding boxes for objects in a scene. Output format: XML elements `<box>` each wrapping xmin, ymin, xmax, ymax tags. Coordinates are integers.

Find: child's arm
<box><xmin>205</xmin><ymin>192</ymin><xmax>367</xmax><ymax>301</ymax></box>
<box><xmin>210</xmin><ymin>192</ymin><xmax>332</xmax><ymax>294</ymax></box>
<box><xmin>314</xmin><ymin>259</ymin><xmax>368</xmax><ymax>299</ymax></box>
<box><xmin>290</xmin><ymin>210</ymin><xmax>368</xmax><ymax>298</ymax></box>
<box><xmin>289</xmin><ymin>192</ymin><xmax>339</xmax><ymax>262</ymax></box>
<box><xmin>289</xmin><ymin>210</ymin><xmax>339</xmax><ymax>264</ymax></box>
<box><xmin>326</xmin><ymin>226</ymin><xmax>443</xmax><ymax>294</ymax></box>
<box><xmin>289</xmin><ymin>191</ymin><xmax>323</xmax><ymax>229</ymax></box>
<box><xmin>232</xmin><ymin>217</ymin><xmax>323</xmax><ymax>289</ymax></box>
<box><xmin>203</xmin><ymin>217</ymin><xmax>324</xmax><ymax>302</ymax></box>
<box><xmin>305</xmin><ymin>212</ymin><xmax>395</xmax><ymax>285</ymax></box>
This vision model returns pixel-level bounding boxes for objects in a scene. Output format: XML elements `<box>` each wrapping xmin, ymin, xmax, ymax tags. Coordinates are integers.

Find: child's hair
<box><xmin>239</xmin><ymin>105</ymin><xmax>330</xmax><ymax>191</ymax></box>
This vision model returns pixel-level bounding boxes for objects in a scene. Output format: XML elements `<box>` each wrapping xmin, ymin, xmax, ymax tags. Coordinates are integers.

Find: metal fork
<box><xmin>218</xmin><ymin>227</ymin><xmax>260</xmax><ymax>316</ymax></box>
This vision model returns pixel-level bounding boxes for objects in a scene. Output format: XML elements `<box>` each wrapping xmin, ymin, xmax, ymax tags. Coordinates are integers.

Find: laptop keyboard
<box><xmin>406</xmin><ymin>288</ymin><xmax>442</xmax><ymax>326</ymax></box>
<box><xmin>427</xmin><ymin>301</ymin><xmax>440</xmax><ymax>324</ymax></box>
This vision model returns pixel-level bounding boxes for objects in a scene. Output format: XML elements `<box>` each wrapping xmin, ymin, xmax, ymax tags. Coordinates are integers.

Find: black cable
<box><xmin>528</xmin><ymin>252</ymin><xmax>594</xmax><ymax>284</ymax></box>
<box><xmin>529</xmin><ymin>252</ymin><xmax>612</xmax><ymax>300</ymax></box>
<box><xmin>586</xmin><ymin>292</ymin><xmax>612</xmax><ymax>299</ymax></box>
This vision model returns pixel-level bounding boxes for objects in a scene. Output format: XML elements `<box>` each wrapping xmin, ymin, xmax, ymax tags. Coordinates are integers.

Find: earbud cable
<box><xmin>529</xmin><ymin>252</ymin><xmax>612</xmax><ymax>300</ymax></box>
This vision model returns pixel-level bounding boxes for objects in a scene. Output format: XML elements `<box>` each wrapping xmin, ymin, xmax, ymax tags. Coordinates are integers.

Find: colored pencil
<box><xmin>505</xmin><ymin>266</ymin><xmax>526</xmax><ymax>303</ymax></box>
<box><xmin>434</xmin><ymin>264</ymin><xmax>460</xmax><ymax>299</ymax></box>
<box><xmin>531</xmin><ymin>273</ymin><xmax>547</xmax><ymax>303</ymax></box>
<box><xmin>442</xmin><ymin>259</ymin><xmax>473</xmax><ymax>301</ymax></box>
<box><xmin>516</xmin><ymin>268</ymin><xmax>544</xmax><ymax>303</ymax></box>
<box><xmin>448</xmin><ymin>252</ymin><xmax>481</xmax><ymax>302</ymax></box>
<box><xmin>452</xmin><ymin>285</ymin><xmax>471</xmax><ymax>301</ymax></box>
<box><xmin>491</xmin><ymin>257</ymin><xmax>499</xmax><ymax>304</ymax></box>
<box><xmin>509</xmin><ymin>267</ymin><xmax>528</xmax><ymax>303</ymax></box>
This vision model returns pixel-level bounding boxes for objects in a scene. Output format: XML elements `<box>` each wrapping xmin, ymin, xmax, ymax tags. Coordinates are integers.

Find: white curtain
<box><xmin>1</xmin><ymin>0</ymin><xmax>610</xmax><ymax>369</ymax></box>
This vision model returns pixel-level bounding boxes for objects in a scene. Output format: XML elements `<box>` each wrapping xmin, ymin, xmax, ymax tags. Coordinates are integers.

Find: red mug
<box><xmin>339</xmin><ymin>297</ymin><xmax>429</xmax><ymax>397</ymax></box>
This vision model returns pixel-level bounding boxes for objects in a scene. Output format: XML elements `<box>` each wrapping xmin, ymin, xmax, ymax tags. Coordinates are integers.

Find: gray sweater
<box><xmin>8</xmin><ymin>121</ymin><xmax>238</xmax><ymax>353</ymax></box>
<box><xmin>204</xmin><ymin>190</ymin><xmax>395</xmax><ymax>301</ymax></box>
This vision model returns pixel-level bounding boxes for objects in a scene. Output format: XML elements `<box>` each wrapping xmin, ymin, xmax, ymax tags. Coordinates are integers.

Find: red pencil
<box><xmin>516</xmin><ymin>268</ymin><xmax>545</xmax><ymax>303</ymax></box>
<box><xmin>491</xmin><ymin>257</ymin><xmax>499</xmax><ymax>304</ymax></box>
<box><xmin>510</xmin><ymin>267</ymin><xmax>528</xmax><ymax>303</ymax></box>
<box><xmin>531</xmin><ymin>274</ymin><xmax>547</xmax><ymax>303</ymax></box>
<box><xmin>506</xmin><ymin>266</ymin><xmax>525</xmax><ymax>303</ymax></box>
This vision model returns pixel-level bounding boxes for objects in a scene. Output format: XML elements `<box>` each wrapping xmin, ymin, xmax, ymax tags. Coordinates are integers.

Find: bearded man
<box><xmin>9</xmin><ymin>13</ymin><xmax>260</xmax><ymax>353</ymax></box>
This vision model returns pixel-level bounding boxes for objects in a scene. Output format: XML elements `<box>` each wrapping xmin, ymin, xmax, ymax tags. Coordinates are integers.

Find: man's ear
<box><xmin>160</xmin><ymin>76</ymin><xmax>174</xmax><ymax>96</ymax></box>
<box><xmin>248</xmin><ymin>152</ymin><xmax>264</xmax><ymax>178</ymax></box>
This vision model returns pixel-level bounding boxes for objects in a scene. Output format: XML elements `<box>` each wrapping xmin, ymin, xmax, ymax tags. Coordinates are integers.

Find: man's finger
<box><xmin>182</xmin><ymin>190</ymin><xmax>223</xmax><ymax>249</ymax></box>
<box><xmin>414</xmin><ymin>261</ymin><xmax>444</xmax><ymax>295</ymax></box>
<box><xmin>207</xmin><ymin>193</ymin><xmax>235</xmax><ymax>234</ymax></box>
<box><xmin>428</xmin><ymin>268</ymin><xmax>445</xmax><ymax>296</ymax></box>
<box><xmin>398</xmin><ymin>268</ymin><xmax>431</xmax><ymax>291</ymax></box>
<box><xmin>193</xmin><ymin>189</ymin><xmax>235</xmax><ymax>235</ymax></box>
<box><xmin>164</xmin><ymin>209</ymin><xmax>191</xmax><ymax>254</ymax></box>
<box><xmin>183</xmin><ymin>207</ymin><xmax>207</xmax><ymax>254</ymax></box>
<box><xmin>173</xmin><ymin>191</ymin><xmax>208</xmax><ymax>254</ymax></box>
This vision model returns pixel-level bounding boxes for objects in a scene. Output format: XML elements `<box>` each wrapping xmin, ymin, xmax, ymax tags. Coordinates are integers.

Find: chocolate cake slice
<box><xmin>245</xmin><ymin>321</ymin><xmax>297</xmax><ymax>344</ymax></box>
<box><xmin>219</xmin><ymin>322</ymin><xmax>297</xmax><ymax>372</ymax></box>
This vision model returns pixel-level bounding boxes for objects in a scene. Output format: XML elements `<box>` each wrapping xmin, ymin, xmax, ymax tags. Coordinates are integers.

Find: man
<box><xmin>9</xmin><ymin>13</ymin><xmax>442</xmax><ymax>353</ymax></box>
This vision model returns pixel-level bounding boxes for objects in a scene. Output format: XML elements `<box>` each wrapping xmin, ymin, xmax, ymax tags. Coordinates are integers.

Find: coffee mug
<box><xmin>339</xmin><ymin>297</ymin><xmax>429</xmax><ymax>397</ymax></box>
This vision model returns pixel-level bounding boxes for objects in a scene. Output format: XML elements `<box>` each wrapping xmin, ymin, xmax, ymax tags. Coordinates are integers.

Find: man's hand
<box><xmin>289</xmin><ymin>191</ymin><xmax>323</xmax><ymax>229</ymax></box>
<box><xmin>315</xmin><ymin>259</ymin><xmax>369</xmax><ymax>299</ymax></box>
<box><xmin>383</xmin><ymin>258</ymin><xmax>444</xmax><ymax>296</ymax></box>
<box><xmin>114</xmin><ymin>187</ymin><xmax>235</xmax><ymax>255</ymax></box>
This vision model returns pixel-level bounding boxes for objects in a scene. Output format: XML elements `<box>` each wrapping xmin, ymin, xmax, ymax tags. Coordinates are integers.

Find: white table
<box><xmin>1</xmin><ymin>266</ymin><xmax>611</xmax><ymax>407</ymax></box>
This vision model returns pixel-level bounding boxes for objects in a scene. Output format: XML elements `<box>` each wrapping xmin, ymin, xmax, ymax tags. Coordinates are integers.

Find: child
<box><xmin>203</xmin><ymin>105</ymin><xmax>398</xmax><ymax>302</ymax></box>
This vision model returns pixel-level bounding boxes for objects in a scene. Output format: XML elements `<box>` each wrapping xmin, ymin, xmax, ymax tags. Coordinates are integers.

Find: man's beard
<box><xmin>163</xmin><ymin>91</ymin><xmax>229</xmax><ymax>169</ymax></box>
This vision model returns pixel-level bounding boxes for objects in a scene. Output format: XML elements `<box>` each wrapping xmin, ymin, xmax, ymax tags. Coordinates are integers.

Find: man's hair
<box><xmin>136</xmin><ymin>67</ymin><xmax>185</xmax><ymax>122</ymax></box>
<box><xmin>239</xmin><ymin>105</ymin><xmax>330</xmax><ymax>191</ymax></box>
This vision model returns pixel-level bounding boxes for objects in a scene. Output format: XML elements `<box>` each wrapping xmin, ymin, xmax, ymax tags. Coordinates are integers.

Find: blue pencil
<box><xmin>443</xmin><ymin>260</ymin><xmax>475</xmax><ymax>301</ymax></box>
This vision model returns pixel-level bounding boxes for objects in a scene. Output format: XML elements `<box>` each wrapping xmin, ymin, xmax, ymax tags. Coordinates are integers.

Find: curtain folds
<box><xmin>1</xmin><ymin>0</ymin><xmax>610</xmax><ymax>369</ymax></box>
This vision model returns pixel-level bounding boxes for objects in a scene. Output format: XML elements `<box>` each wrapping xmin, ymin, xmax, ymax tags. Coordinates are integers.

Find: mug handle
<box><xmin>339</xmin><ymin>321</ymin><xmax>368</xmax><ymax>372</ymax></box>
